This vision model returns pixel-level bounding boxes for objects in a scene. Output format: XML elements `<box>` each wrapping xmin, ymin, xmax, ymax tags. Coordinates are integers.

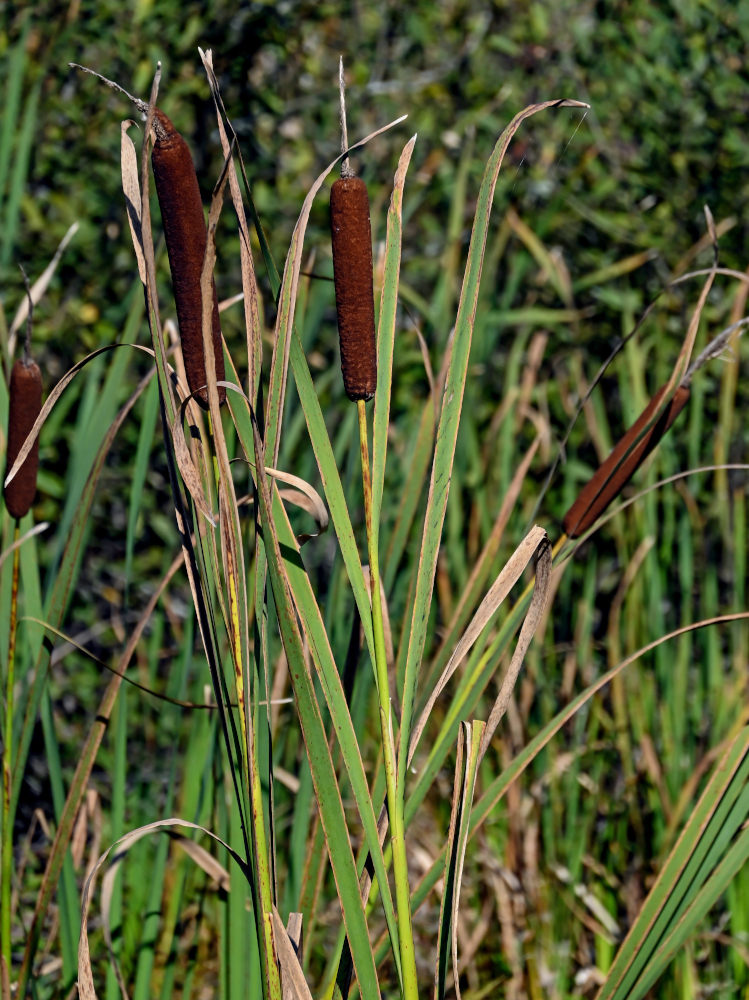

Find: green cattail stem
<box><xmin>357</xmin><ymin>400</ymin><xmax>418</xmax><ymax>1000</ymax></box>
<box><xmin>1</xmin><ymin>528</ymin><xmax>21</xmax><ymax>979</ymax></box>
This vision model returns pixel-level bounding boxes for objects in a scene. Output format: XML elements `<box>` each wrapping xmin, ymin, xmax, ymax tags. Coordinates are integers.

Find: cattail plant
<box><xmin>330</xmin><ymin>59</ymin><xmax>419</xmax><ymax>1000</ymax></box>
<box><xmin>52</xmin><ymin>53</ymin><xmax>745</xmax><ymax>1000</ymax></box>
<box><xmin>330</xmin><ymin>64</ymin><xmax>377</xmax><ymax>401</ymax></box>
<box><xmin>563</xmin><ymin>382</ymin><xmax>691</xmax><ymax>538</ymax></box>
<box><xmin>2</xmin><ymin>282</ymin><xmax>43</xmax><ymax>984</ymax></box>
<box><xmin>4</xmin><ymin>356</ymin><xmax>42</xmax><ymax>519</ymax></box>
<box><xmin>70</xmin><ymin>64</ymin><xmax>226</xmax><ymax>408</ymax></box>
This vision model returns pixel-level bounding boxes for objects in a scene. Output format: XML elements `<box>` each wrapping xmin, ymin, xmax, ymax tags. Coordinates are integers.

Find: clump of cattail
<box><xmin>69</xmin><ymin>64</ymin><xmax>225</xmax><ymax>409</ymax></box>
<box><xmin>4</xmin><ymin>356</ymin><xmax>43</xmax><ymax>520</ymax></box>
<box><xmin>330</xmin><ymin>61</ymin><xmax>377</xmax><ymax>402</ymax></box>
<box><xmin>563</xmin><ymin>383</ymin><xmax>690</xmax><ymax>538</ymax></box>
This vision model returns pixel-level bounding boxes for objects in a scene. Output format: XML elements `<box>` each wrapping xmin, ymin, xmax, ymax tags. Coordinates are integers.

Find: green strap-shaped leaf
<box><xmin>289</xmin><ymin>332</ymin><xmax>375</xmax><ymax>663</ymax></box>
<box><xmin>596</xmin><ymin>725</ymin><xmax>749</xmax><ymax>1000</ymax></box>
<box><xmin>372</xmin><ymin>136</ymin><xmax>417</xmax><ymax>530</ymax></box>
<box><xmin>397</xmin><ymin>99</ymin><xmax>588</xmax><ymax>787</ymax></box>
<box><xmin>268</xmin><ymin>482</ymin><xmax>402</xmax><ymax>988</ymax></box>
<box><xmin>631</xmin><ymin>823</ymin><xmax>749</xmax><ymax>997</ymax></box>
<box><xmin>250</xmin><ymin>416</ymin><xmax>382</xmax><ymax>1000</ymax></box>
<box><xmin>13</xmin><ymin>375</ymin><xmax>168</xmax><ymax>996</ymax></box>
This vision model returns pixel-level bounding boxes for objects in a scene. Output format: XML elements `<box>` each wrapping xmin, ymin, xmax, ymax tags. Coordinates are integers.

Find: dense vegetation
<box><xmin>1</xmin><ymin>3</ymin><xmax>747</xmax><ymax>998</ymax></box>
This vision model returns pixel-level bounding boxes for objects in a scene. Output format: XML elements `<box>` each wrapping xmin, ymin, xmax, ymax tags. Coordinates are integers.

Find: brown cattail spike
<box><xmin>330</xmin><ymin>175</ymin><xmax>377</xmax><ymax>401</ymax></box>
<box><xmin>4</xmin><ymin>358</ymin><xmax>43</xmax><ymax>519</ymax></box>
<box><xmin>563</xmin><ymin>383</ymin><xmax>691</xmax><ymax>539</ymax></box>
<box><xmin>151</xmin><ymin>108</ymin><xmax>226</xmax><ymax>409</ymax></box>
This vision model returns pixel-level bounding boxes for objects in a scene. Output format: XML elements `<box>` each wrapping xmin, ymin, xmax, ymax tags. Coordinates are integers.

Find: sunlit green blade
<box><xmin>597</xmin><ymin>726</ymin><xmax>749</xmax><ymax>1000</ymax></box>
<box><xmin>289</xmin><ymin>332</ymin><xmax>375</xmax><ymax>663</ymax></box>
<box><xmin>372</xmin><ymin>137</ymin><xmax>416</xmax><ymax>529</ymax></box>
<box><xmin>398</xmin><ymin>100</ymin><xmax>587</xmax><ymax>783</ymax></box>
<box><xmin>268</xmin><ymin>479</ymin><xmax>402</xmax><ymax>984</ymax></box>
<box><xmin>250</xmin><ymin>418</ymin><xmax>382</xmax><ymax>1000</ymax></box>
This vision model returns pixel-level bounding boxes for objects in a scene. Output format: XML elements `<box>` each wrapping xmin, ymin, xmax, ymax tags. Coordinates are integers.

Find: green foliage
<box><xmin>1</xmin><ymin>3</ymin><xmax>747</xmax><ymax>999</ymax></box>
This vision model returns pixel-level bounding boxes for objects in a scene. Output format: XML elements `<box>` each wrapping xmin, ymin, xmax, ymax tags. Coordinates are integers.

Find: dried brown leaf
<box><xmin>273</xmin><ymin>908</ymin><xmax>314</xmax><ymax>1000</ymax></box>
<box><xmin>80</xmin><ymin>819</ymin><xmax>246</xmax><ymax>999</ymax></box>
<box><xmin>409</xmin><ymin>525</ymin><xmax>551</xmax><ymax>766</ymax></box>
<box><xmin>120</xmin><ymin>121</ymin><xmax>146</xmax><ymax>285</ymax></box>
<box><xmin>9</xmin><ymin>222</ymin><xmax>79</xmax><ymax>350</ymax></box>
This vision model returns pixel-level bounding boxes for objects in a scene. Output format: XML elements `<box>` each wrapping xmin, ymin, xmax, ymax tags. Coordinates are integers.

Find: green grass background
<box><xmin>1</xmin><ymin>2</ymin><xmax>747</xmax><ymax>997</ymax></box>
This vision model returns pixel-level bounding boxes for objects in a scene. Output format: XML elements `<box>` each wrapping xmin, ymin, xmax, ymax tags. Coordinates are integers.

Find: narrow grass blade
<box><xmin>408</xmin><ymin>526</ymin><xmax>551</xmax><ymax>777</ymax></box>
<box><xmin>0</xmin><ymin>522</ymin><xmax>48</xmax><ymax>573</ymax></box>
<box><xmin>250</xmin><ymin>416</ymin><xmax>382</xmax><ymax>1000</ymax></box>
<box><xmin>17</xmin><ymin>547</ymin><xmax>182</xmax><ymax>998</ymax></box>
<box><xmin>430</xmin><ymin>128</ymin><xmax>476</xmax><ymax>332</ymax></box>
<box><xmin>78</xmin><ymin>819</ymin><xmax>248</xmax><ymax>1000</ymax></box>
<box><xmin>8</xmin><ymin>221</ymin><xmax>79</xmax><ymax>351</ymax></box>
<box><xmin>434</xmin><ymin>724</ymin><xmax>465</xmax><ymax>1000</ymax></box>
<box><xmin>383</xmin><ymin>394</ymin><xmax>435</xmax><ymax>594</ymax></box>
<box><xmin>125</xmin><ymin>74</ymin><xmax>179</xmax><ymax>433</ymax></box>
<box><xmin>155</xmin><ymin>683</ymin><xmax>218</xmax><ymax>1000</ymax></box>
<box><xmin>120</xmin><ymin>123</ymin><xmax>146</xmax><ymax>285</ymax></box>
<box><xmin>106</xmin><ymin>690</ymin><xmax>126</xmax><ymax>1000</ymax></box>
<box><xmin>197</xmin><ymin>47</ymin><xmax>280</xmax><ymax>301</ymax></box>
<box><xmin>125</xmin><ymin>376</ymin><xmax>160</xmax><ymax>589</ymax></box>
<box><xmin>298</xmin><ymin>814</ymin><xmax>327</xmax><ymax>965</ymax></box>
<box><xmin>199</xmin><ymin>48</ymin><xmax>264</xmax><ymax>404</ymax></box>
<box><xmin>596</xmin><ymin>725</ymin><xmax>749</xmax><ymax>1000</ymax></box>
<box><xmin>398</xmin><ymin>98</ymin><xmax>588</xmax><ymax>783</ymax></box>
<box><xmin>0</xmin><ymin>79</ymin><xmax>40</xmax><ymax>271</ymax></box>
<box><xmin>401</xmin><ymin>614</ymin><xmax>749</xmax><ymax>947</ymax></box>
<box><xmin>131</xmin><ymin>764</ymin><xmax>178</xmax><ymax>1000</ymax></box>
<box><xmin>170</xmin><ymin>399</ymin><xmax>218</xmax><ymax>524</ymax></box>
<box><xmin>272</xmin><ymin>908</ymin><xmax>314</xmax><ymax>1000</ymax></box>
<box><xmin>573</xmin><ymin>249</ymin><xmax>658</xmax><ymax>293</ymax></box>
<box><xmin>371</xmin><ymin>135</ymin><xmax>417</xmax><ymax>528</ymax></box>
<box><xmin>289</xmin><ymin>332</ymin><xmax>376</xmax><ymax>663</ymax></box>
<box><xmin>0</xmin><ymin>24</ymin><xmax>29</xmax><ymax>225</ymax></box>
<box><xmin>479</xmin><ymin>533</ymin><xmax>551</xmax><ymax>758</ymax></box>
<box><xmin>38</xmin><ymin>691</ymin><xmax>79</xmax><ymax>985</ymax></box>
<box><xmin>448</xmin><ymin>722</ymin><xmax>484</xmax><ymax>1000</ymax></box>
<box><xmin>505</xmin><ymin>206</ymin><xmax>573</xmax><ymax>306</ymax></box>
<box><xmin>265</xmin><ymin>465</ymin><xmax>402</xmax><ymax>983</ymax></box>
<box><xmin>420</xmin><ymin>439</ymin><xmax>539</xmax><ymax>711</ymax></box>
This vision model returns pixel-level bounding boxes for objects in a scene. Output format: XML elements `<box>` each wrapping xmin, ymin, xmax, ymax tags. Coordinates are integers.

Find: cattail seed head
<box><xmin>151</xmin><ymin>108</ymin><xmax>226</xmax><ymax>408</ymax></box>
<box><xmin>563</xmin><ymin>384</ymin><xmax>690</xmax><ymax>539</ymax></box>
<box><xmin>330</xmin><ymin>175</ymin><xmax>377</xmax><ymax>401</ymax></box>
<box><xmin>4</xmin><ymin>357</ymin><xmax>42</xmax><ymax>519</ymax></box>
